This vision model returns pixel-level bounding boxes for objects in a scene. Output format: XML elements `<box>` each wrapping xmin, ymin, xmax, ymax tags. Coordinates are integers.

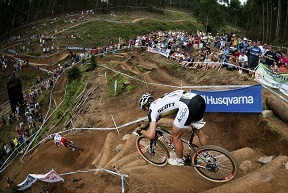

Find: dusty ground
<box><xmin>1</xmin><ymin>51</ymin><xmax>288</xmax><ymax>193</ymax></box>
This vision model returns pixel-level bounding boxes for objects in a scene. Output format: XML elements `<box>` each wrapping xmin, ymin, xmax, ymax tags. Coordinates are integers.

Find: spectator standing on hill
<box><xmin>214</xmin><ymin>33</ymin><xmax>221</xmax><ymax>49</ymax></box>
<box><xmin>257</xmin><ymin>41</ymin><xmax>264</xmax><ymax>54</ymax></box>
<box><xmin>16</xmin><ymin>127</ymin><xmax>22</xmax><ymax>136</ymax></box>
<box><xmin>64</xmin><ymin>60</ymin><xmax>68</xmax><ymax>68</ymax></box>
<box><xmin>248</xmin><ymin>41</ymin><xmax>262</xmax><ymax>73</ymax></box>
<box><xmin>193</xmin><ymin>35</ymin><xmax>200</xmax><ymax>51</ymax></box>
<box><xmin>246</xmin><ymin>42</ymin><xmax>252</xmax><ymax>58</ymax></box>
<box><xmin>207</xmin><ymin>33</ymin><xmax>213</xmax><ymax>46</ymax></box>
<box><xmin>13</xmin><ymin>137</ymin><xmax>19</xmax><ymax>148</ymax></box>
<box><xmin>185</xmin><ymin>40</ymin><xmax>191</xmax><ymax>53</ymax></box>
<box><xmin>38</xmin><ymin>113</ymin><xmax>43</xmax><ymax>124</ymax></box>
<box><xmin>10</xmin><ymin>140</ymin><xmax>15</xmax><ymax>150</ymax></box>
<box><xmin>1</xmin><ymin>115</ymin><xmax>6</xmax><ymax>125</ymax></box>
<box><xmin>278</xmin><ymin>52</ymin><xmax>288</xmax><ymax>73</ymax></box>
<box><xmin>242</xmin><ymin>38</ymin><xmax>249</xmax><ymax>53</ymax></box>
<box><xmin>8</xmin><ymin>114</ymin><xmax>14</xmax><ymax>125</ymax></box>
<box><xmin>4</xmin><ymin>144</ymin><xmax>11</xmax><ymax>155</ymax></box>
<box><xmin>263</xmin><ymin>46</ymin><xmax>276</xmax><ymax>67</ymax></box>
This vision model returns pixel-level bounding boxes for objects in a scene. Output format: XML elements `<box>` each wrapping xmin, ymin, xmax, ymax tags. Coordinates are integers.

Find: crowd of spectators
<box><xmin>0</xmin><ymin>73</ymin><xmax>55</xmax><ymax>168</ymax></box>
<box><xmin>132</xmin><ymin>30</ymin><xmax>288</xmax><ymax>75</ymax></box>
<box><xmin>80</xmin><ymin>29</ymin><xmax>287</xmax><ymax>75</ymax></box>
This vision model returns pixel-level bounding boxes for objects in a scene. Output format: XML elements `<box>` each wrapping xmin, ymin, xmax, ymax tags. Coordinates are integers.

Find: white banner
<box><xmin>147</xmin><ymin>46</ymin><xmax>170</xmax><ymax>58</ymax></box>
<box><xmin>280</xmin><ymin>84</ymin><xmax>288</xmax><ymax>97</ymax></box>
<box><xmin>17</xmin><ymin>169</ymin><xmax>63</xmax><ymax>190</ymax></box>
<box><xmin>254</xmin><ymin>63</ymin><xmax>288</xmax><ymax>96</ymax></box>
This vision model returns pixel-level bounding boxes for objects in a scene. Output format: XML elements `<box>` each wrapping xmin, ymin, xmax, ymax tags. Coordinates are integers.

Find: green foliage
<box><xmin>34</xmin><ymin>126</ymin><xmax>48</xmax><ymax>145</ymax></box>
<box><xmin>108</xmin><ymin>73</ymin><xmax>129</xmax><ymax>96</ymax></box>
<box><xmin>63</xmin><ymin>79</ymin><xmax>86</xmax><ymax>109</ymax></box>
<box><xmin>7</xmin><ymin>184</ymin><xmax>21</xmax><ymax>193</ymax></box>
<box><xmin>198</xmin><ymin>0</ymin><xmax>225</xmax><ymax>32</ymax></box>
<box><xmin>54</xmin><ymin>110</ymin><xmax>63</xmax><ymax>119</ymax></box>
<box><xmin>69</xmin><ymin>19</ymin><xmax>200</xmax><ymax>47</ymax></box>
<box><xmin>171</xmin><ymin>62</ymin><xmax>179</xmax><ymax>70</ymax></box>
<box><xmin>147</xmin><ymin>6</ymin><xmax>165</xmax><ymax>13</ymax></box>
<box><xmin>126</xmin><ymin>84</ymin><xmax>133</xmax><ymax>93</ymax></box>
<box><xmin>67</xmin><ymin>66</ymin><xmax>81</xmax><ymax>81</ymax></box>
<box><xmin>90</xmin><ymin>54</ymin><xmax>98</xmax><ymax>70</ymax></box>
<box><xmin>19</xmin><ymin>73</ymin><xmax>33</xmax><ymax>81</ymax></box>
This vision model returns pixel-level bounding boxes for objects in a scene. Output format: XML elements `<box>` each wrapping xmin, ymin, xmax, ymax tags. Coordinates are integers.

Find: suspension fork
<box><xmin>149</xmin><ymin>133</ymin><xmax>159</xmax><ymax>152</ymax></box>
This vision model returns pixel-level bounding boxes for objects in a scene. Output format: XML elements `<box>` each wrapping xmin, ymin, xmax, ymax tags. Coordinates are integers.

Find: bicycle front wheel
<box><xmin>192</xmin><ymin>145</ymin><xmax>238</xmax><ymax>183</ymax></box>
<box><xmin>136</xmin><ymin>136</ymin><xmax>169</xmax><ymax>166</ymax></box>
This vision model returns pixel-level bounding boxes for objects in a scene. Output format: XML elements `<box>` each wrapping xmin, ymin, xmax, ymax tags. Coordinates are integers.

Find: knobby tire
<box><xmin>136</xmin><ymin>136</ymin><xmax>169</xmax><ymax>166</ymax></box>
<box><xmin>191</xmin><ymin>145</ymin><xmax>238</xmax><ymax>183</ymax></box>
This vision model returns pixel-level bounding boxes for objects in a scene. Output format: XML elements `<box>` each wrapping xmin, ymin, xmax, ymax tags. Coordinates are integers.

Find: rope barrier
<box><xmin>59</xmin><ymin>166</ymin><xmax>128</xmax><ymax>193</ymax></box>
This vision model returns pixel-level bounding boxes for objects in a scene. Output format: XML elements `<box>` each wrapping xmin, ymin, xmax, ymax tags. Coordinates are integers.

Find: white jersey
<box><xmin>54</xmin><ymin>134</ymin><xmax>62</xmax><ymax>143</ymax></box>
<box><xmin>148</xmin><ymin>90</ymin><xmax>205</xmax><ymax>128</ymax></box>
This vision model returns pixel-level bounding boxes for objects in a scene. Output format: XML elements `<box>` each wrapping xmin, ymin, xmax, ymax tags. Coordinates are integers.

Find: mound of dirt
<box><xmin>1</xmin><ymin>51</ymin><xmax>288</xmax><ymax>193</ymax></box>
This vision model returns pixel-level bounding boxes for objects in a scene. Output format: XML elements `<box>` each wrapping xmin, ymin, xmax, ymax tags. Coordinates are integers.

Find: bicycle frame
<box><xmin>155</xmin><ymin>127</ymin><xmax>205</xmax><ymax>168</ymax></box>
<box><xmin>155</xmin><ymin>127</ymin><xmax>198</xmax><ymax>150</ymax></box>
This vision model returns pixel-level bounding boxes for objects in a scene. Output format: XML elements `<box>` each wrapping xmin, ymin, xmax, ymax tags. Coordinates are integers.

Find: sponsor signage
<box><xmin>190</xmin><ymin>85</ymin><xmax>262</xmax><ymax>113</ymax></box>
<box><xmin>7</xmin><ymin>48</ymin><xmax>17</xmax><ymax>54</ymax></box>
<box><xmin>66</xmin><ymin>46</ymin><xmax>92</xmax><ymax>51</ymax></box>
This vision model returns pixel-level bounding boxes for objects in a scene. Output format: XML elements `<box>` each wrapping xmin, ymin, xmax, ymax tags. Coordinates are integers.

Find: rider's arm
<box><xmin>143</xmin><ymin>122</ymin><xmax>150</xmax><ymax>130</ymax></box>
<box><xmin>141</xmin><ymin>121</ymin><xmax>157</xmax><ymax>139</ymax></box>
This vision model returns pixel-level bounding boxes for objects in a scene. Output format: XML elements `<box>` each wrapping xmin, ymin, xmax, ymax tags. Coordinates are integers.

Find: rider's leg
<box><xmin>171</xmin><ymin>124</ymin><xmax>185</xmax><ymax>158</ymax></box>
<box><xmin>195</xmin><ymin>129</ymin><xmax>208</xmax><ymax>146</ymax></box>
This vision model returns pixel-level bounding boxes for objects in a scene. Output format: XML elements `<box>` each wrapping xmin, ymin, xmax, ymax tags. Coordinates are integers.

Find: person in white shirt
<box><xmin>238</xmin><ymin>52</ymin><xmax>248</xmax><ymax>74</ymax></box>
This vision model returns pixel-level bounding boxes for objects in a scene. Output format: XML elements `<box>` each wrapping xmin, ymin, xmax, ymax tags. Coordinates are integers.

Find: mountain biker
<box><xmin>135</xmin><ymin>90</ymin><xmax>208</xmax><ymax>166</ymax></box>
<box><xmin>49</xmin><ymin>133</ymin><xmax>75</xmax><ymax>151</ymax></box>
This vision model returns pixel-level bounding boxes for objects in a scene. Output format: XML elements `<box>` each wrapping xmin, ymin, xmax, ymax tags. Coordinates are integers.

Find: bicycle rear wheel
<box><xmin>192</xmin><ymin>145</ymin><xmax>238</xmax><ymax>183</ymax></box>
<box><xmin>136</xmin><ymin>136</ymin><xmax>169</xmax><ymax>166</ymax></box>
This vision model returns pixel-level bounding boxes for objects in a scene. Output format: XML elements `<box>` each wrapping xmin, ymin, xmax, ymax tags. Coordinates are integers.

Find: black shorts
<box><xmin>177</xmin><ymin>94</ymin><xmax>206</xmax><ymax>127</ymax></box>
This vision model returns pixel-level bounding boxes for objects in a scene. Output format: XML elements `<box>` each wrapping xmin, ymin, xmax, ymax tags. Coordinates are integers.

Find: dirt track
<box><xmin>1</xmin><ymin>51</ymin><xmax>288</xmax><ymax>193</ymax></box>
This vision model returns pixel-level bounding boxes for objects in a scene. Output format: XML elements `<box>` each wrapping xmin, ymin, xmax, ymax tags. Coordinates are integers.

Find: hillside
<box><xmin>0</xmin><ymin>9</ymin><xmax>288</xmax><ymax>193</ymax></box>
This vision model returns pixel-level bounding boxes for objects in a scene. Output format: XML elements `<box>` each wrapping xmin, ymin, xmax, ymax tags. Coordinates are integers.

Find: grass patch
<box><xmin>108</xmin><ymin>73</ymin><xmax>133</xmax><ymax>96</ymax></box>
<box><xmin>61</xmin><ymin>19</ymin><xmax>200</xmax><ymax>48</ymax></box>
<box><xmin>63</xmin><ymin>79</ymin><xmax>86</xmax><ymax>109</ymax></box>
<box><xmin>51</xmin><ymin>76</ymin><xmax>86</xmax><ymax>125</ymax></box>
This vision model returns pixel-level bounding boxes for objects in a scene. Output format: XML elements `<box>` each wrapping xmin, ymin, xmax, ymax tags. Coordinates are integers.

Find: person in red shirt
<box><xmin>278</xmin><ymin>52</ymin><xmax>288</xmax><ymax>73</ymax></box>
<box><xmin>193</xmin><ymin>35</ymin><xmax>200</xmax><ymax>51</ymax></box>
<box><xmin>233</xmin><ymin>49</ymin><xmax>241</xmax><ymax>66</ymax></box>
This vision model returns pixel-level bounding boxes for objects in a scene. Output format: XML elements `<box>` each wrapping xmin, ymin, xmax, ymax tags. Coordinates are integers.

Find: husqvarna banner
<box><xmin>190</xmin><ymin>85</ymin><xmax>262</xmax><ymax>113</ymax></box>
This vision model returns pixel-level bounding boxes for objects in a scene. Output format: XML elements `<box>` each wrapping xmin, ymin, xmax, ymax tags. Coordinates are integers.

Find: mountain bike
<box><xmin>135</xmin><ymin>126</ymin><xmax>238</xmax><ymax>183</ymax></box>
<box><xmin>65</xmin><ymin>140</ymin><xmax>83</xmax><ymax>151</ymax></box>
<box><xmin>45</xmin><ymin>135</ymin><xmax>83</xmax><ymax>151</ymax></box>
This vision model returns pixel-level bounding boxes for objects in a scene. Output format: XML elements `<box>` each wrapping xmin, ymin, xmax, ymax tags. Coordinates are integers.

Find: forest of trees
<box><xmin>0</xmin><ymin>0</ymin><xmax>287</xmax><ymax>44</ymax></box>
